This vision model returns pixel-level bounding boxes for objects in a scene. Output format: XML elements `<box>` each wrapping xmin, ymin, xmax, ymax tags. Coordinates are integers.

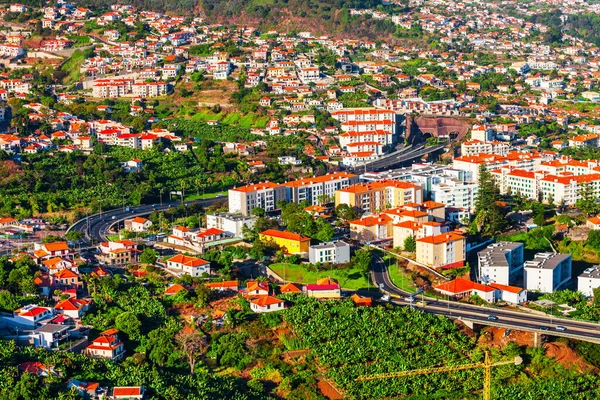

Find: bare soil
<box><xmin>317</xmin><ymin>378</ymin><xmax>344</xmax><ymax>400</ymax></box>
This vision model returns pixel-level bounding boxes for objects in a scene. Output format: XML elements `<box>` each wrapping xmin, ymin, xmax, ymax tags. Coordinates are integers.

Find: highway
<box><xmin>371</xmin><ymin>255</ymin><xmax>600</xmax><ymax>344</ymax></box>
<box><xmin>352</xmin><ymin>143</ymin><xmax>447</xmax><ymax>173</ymax></box>
<box><xmin>68</xmin><ymin>197</ymin><xmax>227</xmax><ymax>242</ymax></box>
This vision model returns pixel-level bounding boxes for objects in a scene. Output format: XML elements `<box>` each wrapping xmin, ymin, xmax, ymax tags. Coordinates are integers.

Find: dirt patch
<box><xmin>172</xmin><ymin>293</ymin><xmax>240</xmax><ymax>323</ymax></box>
<box><xmin>544</xmin><ymin>341</ymin><xmax>594</xmax><ymax>372</ymax></box>
<box><xmin>478</xmin><ymin>326</ymin><xmax>535</xmax><ymax>348</ymax></box>
<box><xmin>318</xmin><ymin>379</ymin><xmax>344</xmax><ymax>400</ymax></box>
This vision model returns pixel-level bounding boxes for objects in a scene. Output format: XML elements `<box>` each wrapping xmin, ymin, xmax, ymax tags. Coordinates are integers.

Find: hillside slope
<box><xmin>82</xmin><ymin>0</ymin><xmax>403</xmax><ymax>40</ymax></box>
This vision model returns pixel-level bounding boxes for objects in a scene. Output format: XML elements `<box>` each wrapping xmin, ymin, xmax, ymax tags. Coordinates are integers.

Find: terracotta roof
<box><xmin>168</xmin><ymin>254</ymin><xmax>209</xmax><ymax>267</ymax></box>
<box><xmin>260</xmin><ymin>229</ymin><xmax>310</xmax><ymax>242</ymax></box>
<box><xmin>18</xmin><ymin>306</ymin><xmax>49</xmax><ymax>317</ymax></box>
<box><xmin>205</xmin><ymin>280</ymin><xmax>238</xmax><ymax>289</ymax></box>
<box><xmin>251</xmin><ymin>295</ymin><xmax>284</xmax><ymax>307</ymax></box>
<box><xmin>488</xmin><ymin>282</ymin><xmax>524</xmax><ymax>294</ymax></box>
<box><xmin>416</xmin><ymin>232</ymin><xmax>465</xmax><ymax>245</ymax></box>
<box><xmin>43</xmin><ymin>242</ymin><xmax>69</xmax><ymax>252</ymax></box>
<box><xmin>280</xmin><ymin>282</ymin><xmax>302</xmax><ymax>293</ymax></box>
<box><xmin>113</xmin><ymin>387</ymin><xmax>143</xmax><ymax>397</ymax></box>
<box><xmin>434</xmin><ymin>278</ymin><xmax>495</xmax><ymax>294</ymax></box>
<box><xmin>351</xmin><ymin>293</ymin><xmax>372</xmax><ymax>306</ymax></box>
<box><xmin>164</xmin><ymin>284</ymin><xmax>186</xmax><ymax>295</ymax></box>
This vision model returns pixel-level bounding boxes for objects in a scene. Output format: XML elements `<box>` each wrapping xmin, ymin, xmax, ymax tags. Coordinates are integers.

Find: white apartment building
<box><xmin>339</xmin><ymin>130</ymin><xmax>395</xmax><ymax>149</ymax></box>
<box><xmin>206</xmin><ymin>212</ymin><xmax>256</xmax><ymax>237</ymax></box>
<box><xmin>132</xmin><ymin>81</ymin><xmax>168</xmax><ymax>97</ymax></box>
<box><xmin>540</xmin><ymin>174</ymin><xmax>600</xmax><ymax>205</ymax></box>
<box><xmin>92</xmin><ymin>78</ymin><xmax>133</xmax><ymax>98</ymax></box>
<box><xmin>285</xmin><ymin>172</ymin><xmax>359</xmax><ymax>205</ymax></box>
<box><xmin>461</xmin><ymin>140</ymin><xmax>509</xmax><ymax>157</ymax></box>
<box><xmin>331</xmin><ymin>108</ymin><xmax>396</xmax><ymax>135</ymax></box>
<box><xmin>228</xmin><ymin>182</ymin><xmax>287</xmax><ymax>216</ymax></box>
<box><xmin>478</xmin><ymin>242</ymin><xmax>524</xmax><ymax>286</ymax></box>
<box><xmin>308</xmin><ymin>241</ymin><xmax>351</xmax><ymax>265</ymax></box>
<box><xmin>524</xmin><ymin>253</ymin><xmax>572</xmax><ymax>293</ymax></box>
<box><xmin>578</xmin><ymin>266</ymin><xmax>600</xmax><ymax>297</ymax></box>
<box><xmin>430</xmin><ymin>177</ymin><xmax>478</xmax><ymax>213</ymax></box>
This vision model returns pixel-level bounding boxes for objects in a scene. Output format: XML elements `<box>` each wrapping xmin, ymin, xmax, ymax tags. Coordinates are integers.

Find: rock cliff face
<box><xmin>406</xmin><ymin>117</ymin><xmax>470</xmax><ymax>144</ymax></box>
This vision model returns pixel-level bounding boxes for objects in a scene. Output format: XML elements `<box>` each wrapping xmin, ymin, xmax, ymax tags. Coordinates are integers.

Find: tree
<box><xmin>335</xmin><ymin>203</ymin><xmax>357</xmax><ymax>222</ymax></box>
<box><xmin>474</xmin><ymin>164</ymin><xmax>506</xmax><ymax>237</ymax></box>
<box><xmin>65</xmin><ymin>230</ymin><xmax>83</xmax><ymax>241</ymax></box>
<box><xmin>404</xmin><ymin>235</ymin><xmax>416</xmax><ymax>252</ymax></box>
<box><xmin>314</xmin><ymin>221</ymin><xmax>335</xmax><ymax>242</ymax></box>
<box><xmin>0</xmin><ymin>291</ymin><xmax>19</xmax><ymax>311</ymax></box>
<box><xmin>140</xmin><ymin>248</ymin><xmax>158</xmax><ymax>265</ymax></box>
<box><xmin>176</xmin><ymin>326</ymin><xmax>208</xmax><ymax>375</ymax></box>
<box><xmin>352</xmin><ymin>249</ymin><xmax>372</xmax><ymax>279</ymax></box>
<box><xmin>115</xmin><ymin>311</ymin><xmax>142</xmax><ymax>340</ymax></box>
<box><xmin>576</xmin><ymin>182</ymin><xmax>600</xmax><ymax>216</ymax></box>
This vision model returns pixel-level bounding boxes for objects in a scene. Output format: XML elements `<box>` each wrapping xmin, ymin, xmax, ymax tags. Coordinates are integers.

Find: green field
<box><xmin>269</xmin><ymin>263</ymin><xmax>374</xmax><ymax>290</ymax></box>
<box><xmin>106</xmin><ymin>235</ymin><xmax>119</xmax><ymax>242</ymax></box>
<box><xmin>386</xmin><ymin>260</ymin><xmax>417</xmax><ymax>293</ymax></box>
<box><xmin>184</xmin><ymin>190</ymin><xmax>228</xmax><ymax>201</ymax></box>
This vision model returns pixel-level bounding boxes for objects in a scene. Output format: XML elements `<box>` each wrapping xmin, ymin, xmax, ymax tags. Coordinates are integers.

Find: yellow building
<box><xmin>335</xmin><ymin>180</ymin><xmax>422</xmax><ymax>214</ymax></box>
<box><xmin>349</xmin><ymin>214</ymin><xmax>393</xmax><ymax>242</ymax></box>
<box><xmin>416</xmin><ymin>232</ymin><xmax>466</xmax><ymax>269</ymax></box>
<box><xmin>259</xmin><ymin>229</ymin><xmax>310</xmax><ymax>254</ymax></box>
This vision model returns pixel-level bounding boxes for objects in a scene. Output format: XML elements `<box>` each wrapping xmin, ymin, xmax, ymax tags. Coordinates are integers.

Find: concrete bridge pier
<box><xmin>533</xmin><ymin>332</ymin><xmax>543</xmax><ymax>347</ymax></box>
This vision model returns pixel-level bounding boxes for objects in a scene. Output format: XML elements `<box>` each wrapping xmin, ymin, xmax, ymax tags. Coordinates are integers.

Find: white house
<box><xmin>206</xmin><ymin>212</ymin><xmax>256</xmax><ymax>237</ymax></box>
<box><xmin>249</xmin><ymin>296</ymin><xmax>285</xmax><ymax>313</ymax></box>
<box><xmin>166</xmin><ymin>254</ymin><xmax>211</xmax><ymax>277</ymax></box>
<box><xmin>33</xmin><ymin>324</ymin><xmax>71</xmax><ymax>349</ymax></box>
<box><xmin>308</xmin><ymin>241</ymin><xmax>351</xmax><ymax>264</ymax></box>
<box><xmin>124</xmin><ymin>217</ymin><xmax>153</xmax><ymax>232</ymax></box>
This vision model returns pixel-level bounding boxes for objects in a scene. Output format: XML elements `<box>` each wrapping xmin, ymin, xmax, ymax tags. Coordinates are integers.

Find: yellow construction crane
<box><xmin>356</xmin><ymin>352</ymin><xmax>522</xmax><ymax>400</ymax></box>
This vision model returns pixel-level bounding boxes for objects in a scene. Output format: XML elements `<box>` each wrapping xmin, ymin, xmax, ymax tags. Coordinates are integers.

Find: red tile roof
<box><xmin>260</xmin><ymin>229</ymin><xmax>310</xmax><ymax>242</ymax></box>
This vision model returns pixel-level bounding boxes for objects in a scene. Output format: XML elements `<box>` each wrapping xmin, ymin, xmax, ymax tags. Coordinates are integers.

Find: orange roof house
<box><xmin>249</xmin><ymin>295</ymin><xmax>285</xmax><ymax>313</ymax></box>
<box><xmin>280</xmin><ymin>282</ymin><xmax>302</xmax><ymax>293</ymax></box>
<box><xmin>351</xmin><ymin>293</ymin><xmax>373</xmax><ymax>307</ymax></box>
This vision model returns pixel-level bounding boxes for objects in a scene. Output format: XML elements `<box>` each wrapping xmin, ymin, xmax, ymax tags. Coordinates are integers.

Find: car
<box><xmin>555</xmin><ymin>325</ymin><xmax>567</xmax><ymax>331</ymax></box>
<box><xmin>504</xmin><ymin>329</ymin><xmax>511</xmax><ymax>337</ymax></box>
<box><xmin>381</xmin><ymin>294</ymin><xmax>390</xmax><ymax>302</ymax></box>
<box><xmin>111</xmin><ymin>216</ymin><xmax>116</xmax><ymax>220</ymax></box>
<box><xmin>539</xmin><ymin>326</ymin><xmax>550</xmax><ymax>331</ymax></box>
<box><xmin>487</xmin><ymin>315</ymin><xmax>498</xmax><ymax>321</ymax></box>
<box><xmin>216</xmin><ymin>194</ymin><xmax>223</xmax><ymax>197</ymax></box>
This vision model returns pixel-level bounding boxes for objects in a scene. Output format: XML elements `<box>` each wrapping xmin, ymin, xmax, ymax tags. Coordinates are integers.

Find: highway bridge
<box><xmin>350</xmin><ymin>143</ymin><xmax>447</xmax><ymax>173</ymax></box>
<box><xmin>371</xmin><ymin>255</ymin><xmax>600</xmax><ymax>344</ymax></box>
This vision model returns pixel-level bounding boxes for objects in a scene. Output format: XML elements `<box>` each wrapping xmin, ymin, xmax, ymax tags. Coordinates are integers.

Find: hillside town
<box><xmin>0</xmin><ymin>0</ymin><xmax>599</xmax><ymax>399</ymax></box>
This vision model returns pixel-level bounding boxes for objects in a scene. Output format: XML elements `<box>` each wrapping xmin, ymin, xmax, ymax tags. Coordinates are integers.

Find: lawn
<box><xmin>106</xmin><ymin>235</ymin><xmax>120</xmax><ymax>242</ymax></box>
<box><xmin>184</xmin><ymin>190</ymin><xmax>228</xmax><ymax>201</ymax></box>
<box><xmin>269</xmin><ymin>263</ymin><xmax>374</xmax><ymax>291</ymax></box>
<box><xmin>386</xmin><ymin>260</ymin><xmax>417</xmax><ymax>293</ymax></box>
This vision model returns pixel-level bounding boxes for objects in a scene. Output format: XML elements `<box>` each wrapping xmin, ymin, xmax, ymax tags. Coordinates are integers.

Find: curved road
<box><xmin>68</xmin><ymin>197</ymin><xmax>228</xmax><ymax>242</ymax></box>
<box><xmin>371</xmin><ymin>255</ymin><xmax>600</xmax><ymax>343</ymax></box>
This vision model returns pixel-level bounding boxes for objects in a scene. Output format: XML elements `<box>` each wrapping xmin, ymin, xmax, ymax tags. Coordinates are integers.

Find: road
<box><xmin>351</xmin><ymin>143</ymin><xmax>446</xmax><ymax>173</ymax></box>
<box><xmin>371</xmin><ymin>255</ymin><xmax>600</xmax><ymax>344</ymax></box>
<box><xmin>68</xmin><ymin>197</ymin><xmax>227</xmax><ymax>242</ymax></box>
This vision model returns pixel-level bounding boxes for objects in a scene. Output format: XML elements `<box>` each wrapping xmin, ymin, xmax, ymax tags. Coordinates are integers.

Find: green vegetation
<box><xmin>470</xmin><ymin>164</ymin><xmax>506</xmax><ymax>238</ymax></box>
<box><xmin>282</xmin><ymin>297</ymin><xmax>600</xmax><ymax>399</ymax></box>
<box><xmin>57</xmin><ymin>48</ymin><xmax>94</xmax><ymax>85</ymax></box>
<box><xmin>67</xmin><ymin>35</ymin><xmax>92</xmax><ymax>47</ymax></box>
<box><xmin>269</xmin><ymin>262</ymin><xmax>372</xmax><ymax>290</ymax></box>
<box><xmin>386</xmin><ymin>260</ymin><xmax>417</xmax><ymax>293</ymax></box>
